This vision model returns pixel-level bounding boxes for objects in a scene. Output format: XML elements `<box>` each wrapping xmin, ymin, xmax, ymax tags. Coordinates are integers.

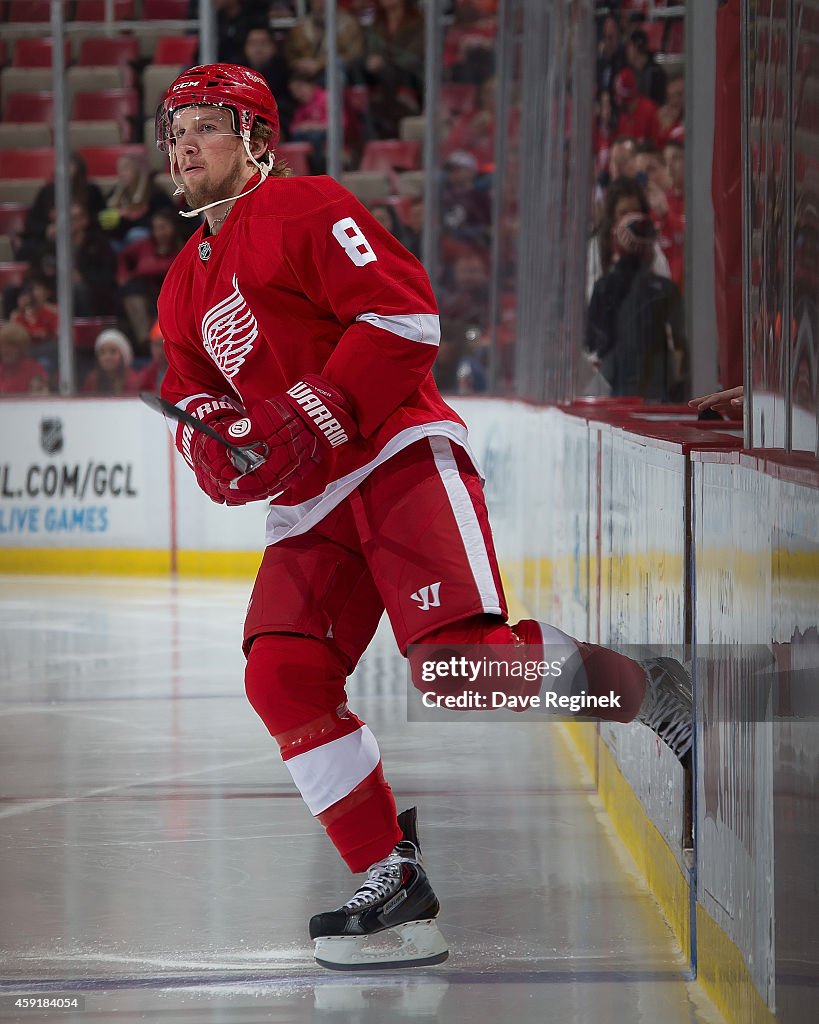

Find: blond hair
<box><xmin>251</xmin><ymin>121</ymin><xmax>291</xmax><ymax>178</ymax></box>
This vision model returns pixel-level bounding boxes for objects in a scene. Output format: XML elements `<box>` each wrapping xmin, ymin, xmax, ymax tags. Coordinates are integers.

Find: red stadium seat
<box><xmin>76</xmin><ymin>144</ymin><xmax>145</xmax><ymax>176</ymax></box>
<box><xmin>277</xmin><ymin>142</ymin><xmax>311</xmax><ymax>177</ymax></box>
<box><xmin>12</xmin><ymin>39</ymin><xmax>71</xmax><ymax>68</ymax></box>
<box><xmin>73</xmin><ymin>0</ymin><xmax>135</xmax><ymax>19</ymax></box>
<box><xmin>361</xmin><ymin>139</ymin><xmax>421</xmax><ymax>173</ymax></box>
<box><xmin>72</xmin><ymin>89</ymin><xmax>138</xmax><ymax>122</ymax></box>
<box><xmin>4</xmin><ymin>92</ymin><xmax>54</xmax><ymax>124</ymax></box>
<box><xmin>9</xmin><ymin>1</ymin><xmax>51</xmax><ymax>21</ymax></box>
<box><xmin>142</xmin><ymin>0</ymin><xmax>189</xmax><ymax>18</ymax></box>
<box><xmin>73</xmin><ymin>317</ymin><xmax>118</xmax><ymax>349</ymax></box>
<box><xmin>643</xmin><ymin>22</ymin><xmax>665</xmax><ymax>53</ymax></box>
<box><xmin>0</xmin><ymin>263</ymin><xmax>29</xmax><ymax>290</ymax></box>
<box><xmin>0</xmin><ymin>204</ymin><xmax>28</xmax><ymax>238</ymax></box>
<box><xmin>0</xmin><ymin>148</ymin><xmax>54</xmax><ymax>180</ymax></box>
<box><xmin>664</xmin><ymin>18</ymin><xmax>685</xmax><ymax>54</ymax></box>
<box><xmin>154</xmin><ymin>36</ymin><xmax>198</xmax><ymax>65</ymax></box>
<box><xmin>77</xmin><ymin>36</ymin><xmax>140</xmax><ymax>67</ymax></box>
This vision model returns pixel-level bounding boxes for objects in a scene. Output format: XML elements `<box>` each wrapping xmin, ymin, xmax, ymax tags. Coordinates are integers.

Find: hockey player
<box><xmin>154</xmin><ymin>65</ymin><xmax>693</xmax><ymax>971</ymax></box>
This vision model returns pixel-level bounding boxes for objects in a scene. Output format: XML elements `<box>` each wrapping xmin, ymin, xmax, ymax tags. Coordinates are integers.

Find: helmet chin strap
<box><xmin>170</xmin><ymin>134</ymin><xmax>273</xmax><ymax>219</ymax></box>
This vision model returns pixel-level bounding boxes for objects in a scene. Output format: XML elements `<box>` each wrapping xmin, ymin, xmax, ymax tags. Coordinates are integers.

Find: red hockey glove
<box><xmin>182</xmin><ymin>396</ymin><xmax>252</xmax><ymax>505</ymax></box>
<box><xmin>203</xmin><ymin>375</ymin><xmax>357</xmax><ymax>504</ymax></box>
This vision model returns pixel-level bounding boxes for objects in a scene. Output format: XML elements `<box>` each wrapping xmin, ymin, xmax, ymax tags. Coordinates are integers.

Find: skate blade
<box><xmin>314</xmin><ymin>919</ymin><xmax>449</xmax><ymax>971</ymax></box>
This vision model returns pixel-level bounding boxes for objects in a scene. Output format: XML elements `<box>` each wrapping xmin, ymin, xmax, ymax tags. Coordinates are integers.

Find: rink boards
<box><xmin>1</xmin><ymin>395</ymin><xmax>817</xmax><ymax>1022</ymax></box>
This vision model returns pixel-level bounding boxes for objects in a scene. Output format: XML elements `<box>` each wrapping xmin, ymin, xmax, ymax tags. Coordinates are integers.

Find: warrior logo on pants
<box><xmin>410</xmin><ymin>582</ymin><xmax>442</xmax><ymax>612</ymax></box>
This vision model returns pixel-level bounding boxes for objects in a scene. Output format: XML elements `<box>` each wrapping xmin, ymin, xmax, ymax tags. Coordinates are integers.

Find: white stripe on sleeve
<box><xmin>283</xmin><ymin>725</ymin><xmax>381</xmax><ymax>816</ymax></box>
<box><xmin>355</xmin><ymin>312</ymin><xmax>440</xmax><ymax>347</ymax></box>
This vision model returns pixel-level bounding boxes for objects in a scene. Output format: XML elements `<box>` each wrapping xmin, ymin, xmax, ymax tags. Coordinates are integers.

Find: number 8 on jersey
<box><xmin>333</xmin><ymin>217</ymin><xmax>377</xmax><ymax>267</ymax></box>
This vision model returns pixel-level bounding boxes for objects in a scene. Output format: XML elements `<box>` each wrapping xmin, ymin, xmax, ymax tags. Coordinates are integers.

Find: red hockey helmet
<box><xmin>155</xmin><ymin>63</ymin><xmax>280</xmax><ymax>154</ymax></box>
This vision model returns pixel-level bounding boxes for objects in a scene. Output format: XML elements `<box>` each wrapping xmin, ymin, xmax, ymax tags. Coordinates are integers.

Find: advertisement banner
<box><xmin>0</xmin><ymin>398</ymin><xmax>170</xmax><ymax>550</ymax></box>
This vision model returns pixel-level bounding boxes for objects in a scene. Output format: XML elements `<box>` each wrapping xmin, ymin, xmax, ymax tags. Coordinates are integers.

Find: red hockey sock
<box><xmin>245</xmin><ymin>633</ymin><xmax>400</xmax><ymax>872</ymax></box>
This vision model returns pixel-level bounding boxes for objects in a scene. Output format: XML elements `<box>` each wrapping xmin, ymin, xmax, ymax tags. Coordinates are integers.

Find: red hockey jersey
<box><xmin>157</xmin><ymin>173</ymin><xmax>473</xmax><ymax>544</ymax></box>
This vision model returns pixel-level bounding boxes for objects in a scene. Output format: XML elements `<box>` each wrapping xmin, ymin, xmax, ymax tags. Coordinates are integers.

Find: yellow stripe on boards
<box><xmin>0</xmin><ymin>549</ymin><xmax>262</xmax><ymax>579</ymax></box>
<box><xmin>696</xmin><ymin>903</ymin><xmax>776</xmax><ymax>1024</ymax></box>
<box><xmin>0</xmin><ymin>548</ymin><xmax>171</xmax><ymax>575</ymax></box>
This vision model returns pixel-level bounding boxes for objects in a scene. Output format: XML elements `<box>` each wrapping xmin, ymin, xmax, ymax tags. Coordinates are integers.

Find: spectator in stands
<box><xmin>100</xmin><ymin>154</ymin><xmax>174</xmax><ymax>246</ymax></box>
<box><xmin>24</xmin><ymin>203</ymin><xmax>119</xmax><ymax>318</ymax></box>
<box><xmin>657</xmin><ymin>71</ymin><xmax>684</xmax><ymax>147</ymax></box>
<box><xmin>11</xmin><ymin>275</ymin><xmax>58</xmax><ymax>349</ymax></box>
<box><xmin>634</xmin><ymin>142</ymin><xmax>671</xmax><ymax>213</ymax></box>
<box><xmin>607</xmin><ymin>135</ymin><xmax>637</xmax><ymax>183</ymax></box>
<box><xmin>613</xmin><ymin>67</ymin><xmax>659</xmax><ymax>146</ymax></box>
<box><xmin>288</xmin><ymin>72</ymin><xmax>330</xmax><ymax>173</ymax></box>
<box><xmin>626</xmin><ymin>28</ymin><xmax>667</xmax><ymax>107</ymax></box>
<box><xmin>443</xmin><ymin>76</ymin><xmax>496</xmax><ymax>168</ymax></box>
<box><xmin>594</xmin><ymin>134</ymin><xmax>637</xmax><ymax>205</ymax></box>
<box><xmin>444</xmin><ymin>0</ymin><xmax>497</xmax><ymax>86</ymax></box>
<box><xmin>587</xmin><ymin>176</ymin><xmax>670</xmax><ymax>300</ymax></box>
<box><xmin>434</xmin><ymin>317</ymin><xmax>488</xmax><ymax>395</ymax></box>
<box><xmin>118</xmin><ymin>209</ymin><xmax>186</xmax><ymax>350</ymax></box>
<box><xmin>137</xmin><ymin>320</ymin><xmax>168</xmax><ymax>392</ymax></box>
<box><xmin>0</xmin><ymin>322</ymin><xmax>48</xmax><ymax>395</ymax></box>
<box><xmin>596</xmin><ymin>15</ymin><xmax>626</xmax><ymax>95</ymax></box>
<box><xmin>241</xmin><ymin>25</ymin><xmax>295</xmax><ymax>135</ymax></box>
<box><xmin>586</xmin><ymin>212</ymin><xmax>686</xmax><ymax>401</ymax></box>
<box><xmin>213</xmin><ymin>0</ymin><xmax>271</xmax><ymax>64</ymax></box>
<box><xmin>82</xmin><ymin>328</ymin><xmax>140</xmax><ymax>396</ymax></box>
<box><xmin>439</xmin><ymin>247</ymin><xmax>490</xmax><ymax>327</ymax></box>
<box><xmin>363</xmin><ymin>0</ymin><xmax>425</xmax><ymax>138</ymax></box>
<box><xmin>367</xmin><ymin>200</ymin><xmax>409</xmax><ymax>247</ymax></box>
<box><xmin>20</xmin><ymin>154</ymin><xmax>105</xmax><ymax>257</ymax></box>
<box><xmin>664</xmin><ymin>138</ymin><xmax>684</xmax><ymax>217</ymax></box>
<box><xmin>402</xmin><ymin>196</ymin><xmax>424</xmax><ymax>258</ymax></box>
<box><xmin>440</xmin><ymin>150</ymin><xmax>491</xmax><ymax>250</ymax></box>
<box><xmin>593</xmin><ymin>90</ymin><xmax>618</xmax><ymax>181</ymax></box>
<box><xmin>634</xmin><ymin>142</ymin><xmax>684</xmax><ymax>289</ymax></box>
<box><xmin>286</xmin><ymin>0</ymin><xmax>365</xmax><ymax>84</ymax></box>
<box><xmin>662</xmin><ymin>138</ymin><xmax>686</xmax><ymax>288</ymax></box>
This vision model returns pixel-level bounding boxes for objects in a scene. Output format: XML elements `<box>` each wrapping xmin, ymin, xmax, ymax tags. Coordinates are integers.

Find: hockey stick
<box><xmin>139</xmin><ymin>391</ymin><xmax>267</xmax><ymax>475</ymax></box>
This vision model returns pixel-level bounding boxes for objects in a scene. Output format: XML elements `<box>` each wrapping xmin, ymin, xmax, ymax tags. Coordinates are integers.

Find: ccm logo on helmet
<box><xmin>287</xmin><ymin>381</ymin><xmax>349</xmax><ymax>447</ymax></box>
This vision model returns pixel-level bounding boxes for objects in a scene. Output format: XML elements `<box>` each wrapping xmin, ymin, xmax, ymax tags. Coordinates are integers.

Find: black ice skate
<box><xmin>635</xmin><ymin>656</ymin><xmax>693</xmax><ymax>759</ymax></box>
<box><xmin>310</xmin><ymin>807</ymin><xmax>449</xmax><ymax>971</ymax></box>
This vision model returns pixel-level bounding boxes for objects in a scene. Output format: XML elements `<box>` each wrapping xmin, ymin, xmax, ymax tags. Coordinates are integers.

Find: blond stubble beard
<box><xmin>180</xmin><ymin>152</ymin><xmax>255</xmax><ymax>212</ymax></box>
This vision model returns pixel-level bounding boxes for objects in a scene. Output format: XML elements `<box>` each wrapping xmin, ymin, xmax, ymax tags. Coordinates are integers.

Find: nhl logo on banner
<box><xmin>40</xmin><ymin>417</ymin><xmax>64</xmax><ymax>455</ymax></box>
<box><xmin>198</xmin><ymin>240</ymin><xmax>211</xmax><ymax>262</ymax></box>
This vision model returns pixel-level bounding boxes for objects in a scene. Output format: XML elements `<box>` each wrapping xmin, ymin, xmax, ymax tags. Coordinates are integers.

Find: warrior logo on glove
<box><xmin>287</xmin><ymin>380</ymin><xmax>350</xmax><ymax>448</ymax></box>
<box><xmin>228</xmin><ymin>419</ymin><xmax>252</xmax><ymax>438</ymax></box>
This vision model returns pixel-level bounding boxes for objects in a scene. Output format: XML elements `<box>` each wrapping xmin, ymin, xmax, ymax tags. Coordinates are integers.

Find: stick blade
<box><xmin>139</xmin><ymin>391</ymin><xmax>172</xmax><ymax>416</ymax></box>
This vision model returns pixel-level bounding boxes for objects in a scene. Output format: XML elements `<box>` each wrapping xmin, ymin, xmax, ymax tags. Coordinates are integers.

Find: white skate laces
<box><xmin>342</xmin><ymin>850</ymin><xmax>408</xmax><ymax>912</ymax></box>
<box><xmin>636</xmin><ymin>656</ymin><xmax>693</xmax><ymax>758</ymax></box>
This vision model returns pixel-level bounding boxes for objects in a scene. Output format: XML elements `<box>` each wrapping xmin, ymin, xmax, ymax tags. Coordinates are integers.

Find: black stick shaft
<box><xmin>139</xmin><ymin>392</ymin><xmax>265</xmax><ymax>473</ymax></box>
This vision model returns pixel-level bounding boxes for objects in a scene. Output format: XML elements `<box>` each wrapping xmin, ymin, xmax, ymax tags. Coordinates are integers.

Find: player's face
<box><xmin>171</xmin><ymin>105</ymin><xmax>250</xmax><ymax>210</ymax></box>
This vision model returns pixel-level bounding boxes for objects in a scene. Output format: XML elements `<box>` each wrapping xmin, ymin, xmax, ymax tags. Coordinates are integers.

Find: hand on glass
<box><xmin>688</xmin><ymin>385</ymin><xmax>744</xmax><ymax>413</ymax></box>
